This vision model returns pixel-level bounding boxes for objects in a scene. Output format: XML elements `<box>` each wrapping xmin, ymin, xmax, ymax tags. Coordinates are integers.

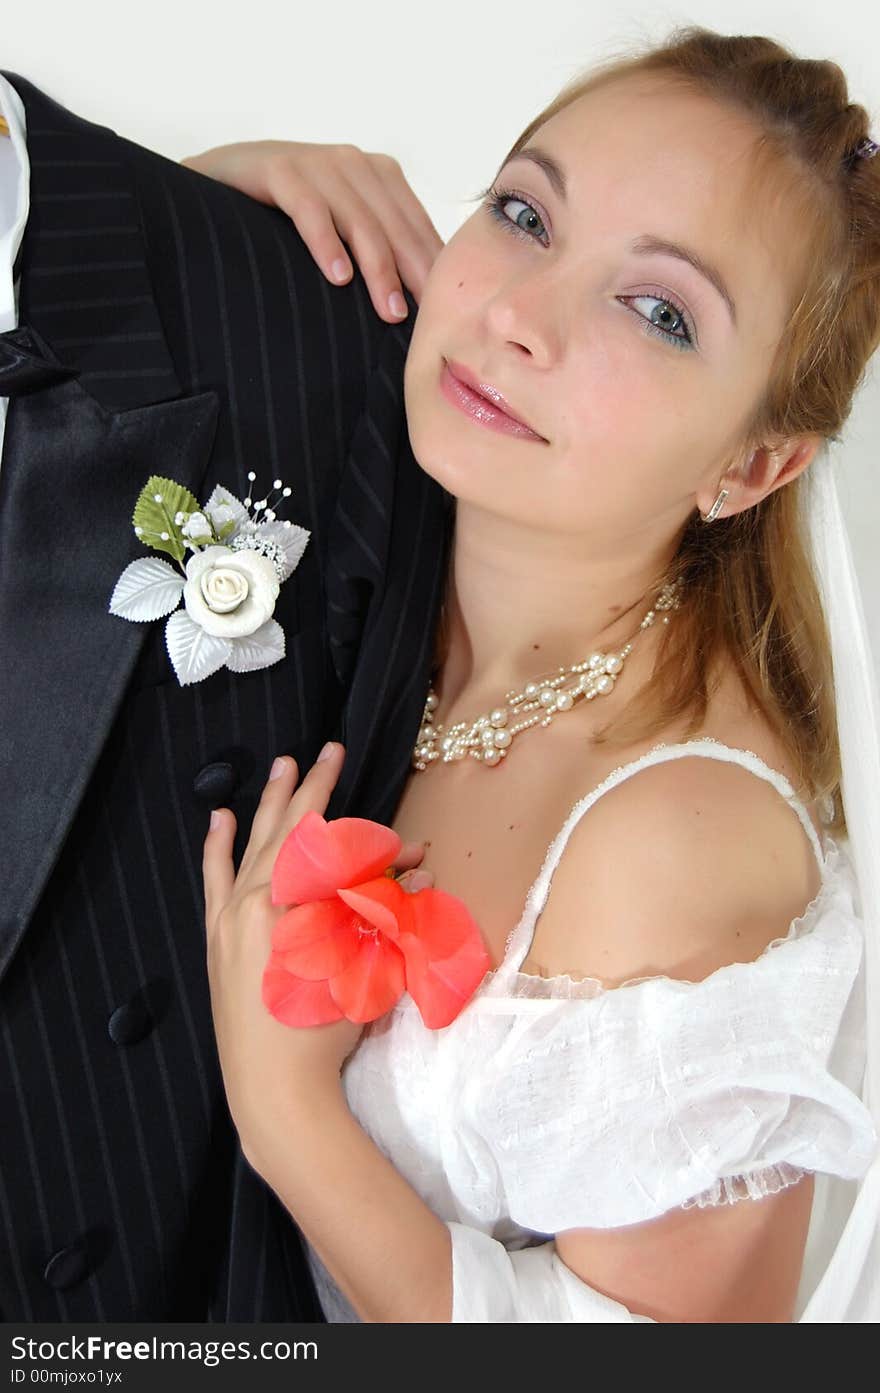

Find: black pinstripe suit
<box><xmin>0</xmin><ymin>74</ymin><xmax>454</xmax><ymax>1321</ymax></box>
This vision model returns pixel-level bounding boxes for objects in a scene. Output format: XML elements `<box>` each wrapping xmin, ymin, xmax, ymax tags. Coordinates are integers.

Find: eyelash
<box><xmin>481</xmin><ymin>184</ymin><xmax>697</xmax><ymax>353</ymax></box>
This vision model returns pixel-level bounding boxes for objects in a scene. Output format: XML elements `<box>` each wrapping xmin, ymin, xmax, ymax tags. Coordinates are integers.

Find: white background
<box><xmin>6</xmin><ymin>0</ymin><xmax>880</xmax><ymax>676</ymax></box>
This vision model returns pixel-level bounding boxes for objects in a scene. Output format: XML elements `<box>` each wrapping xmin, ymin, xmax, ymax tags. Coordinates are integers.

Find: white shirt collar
<box><xmin>0</xmin><ymin>73</ymin><xmax>30</xmax><ymax>334</ymax></box>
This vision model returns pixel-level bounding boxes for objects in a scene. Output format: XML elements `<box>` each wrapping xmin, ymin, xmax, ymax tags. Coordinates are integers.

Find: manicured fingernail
<box><xmin>269</xmin><ymin>757</ymin><xmax>287</xmax><ymax>780</ymax></box>
<box><xmin>388</xmin><ymin>290</ymin><xmax>407</xmax><ymax>318</ymax></box>
<box><xmin>317</xmin><ymin>741</ymin><xmax>336</xmax><ymax>763</ymax></box>
<box><xmin>331</xmin><ymin>258</ymin><xmax>350</xmax><ymax>282</ymax></box>
<box><xmin>210</xmin><ymin>809</ymin><xmax>222</xmax><ymax>830</ymax></box>
<box><xmin>403</xmin><ymin>871</ymin><xmax>431</xmax><ymax>893</ymax></box>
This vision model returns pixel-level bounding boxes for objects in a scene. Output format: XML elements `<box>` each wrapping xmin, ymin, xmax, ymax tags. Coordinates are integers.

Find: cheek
<box><xmin>403</xmin><ymin>245</ymin><xmax>488</xmax><ymax>472</ymax></box>
<box><xmin>549</xmin><ymin>345</ymin><xmax>668</xmax><ymax>485</ymax></box>
<box><xmin>542</xmin><ymin>348</ymin><xmax>722</xmax><ymax>535</ymax></box>
<box><xmin>415</xmin><ymin>223</ymin><xmax>488</xmax><ymax>316</ymax></box>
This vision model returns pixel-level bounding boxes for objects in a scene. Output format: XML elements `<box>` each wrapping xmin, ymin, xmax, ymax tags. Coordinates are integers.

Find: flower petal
<box><xmin>401</xmin><ymin>891</ymin><xmax>495</xmax><ymax>1025</ymax></box>
<box><xmin>271</xmin><ymin>900</ymin><xmax>361</xmax><ymax>979</ymax></box>
<box><xmin>271</xmin><ymin>810</ymin><xmax>402</xmax><ymax>906</ymax></box>
<box><xmin>328</xmin><ymin>935</ymin><xmax>406</xmax><ymax>1023</ymax></box>
<box><xmin>404</xmin><ymin>888</ymin><xmax>483</xmax><ymax>959</ymax></box>
<box><xmin>336</xmin><ymin>874</ymin><xmax>415</xmax><ymax>942</ymax></box>
<box><xmin>261</xmin><ymin>959</ymin><xmax>344</xmax><ymax>1026</ymax></box>
<box><xmin>183</xmin><ymin>544</ymin><xmax>235</xmax><ymax>582</ymax></box>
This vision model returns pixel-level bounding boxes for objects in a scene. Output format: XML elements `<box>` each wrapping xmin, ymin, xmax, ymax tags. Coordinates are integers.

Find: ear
<box><xmin>700</xmin><ymin>433</ymin><xmax>824</xmax><ymax>519</ymax></box>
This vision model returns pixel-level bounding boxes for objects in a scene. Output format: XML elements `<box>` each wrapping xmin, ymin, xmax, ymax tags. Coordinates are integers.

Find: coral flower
<box><xmin>262</xmin><ymin>810</ymin><xmax>491</xmax><ymax>1029</ymax></box>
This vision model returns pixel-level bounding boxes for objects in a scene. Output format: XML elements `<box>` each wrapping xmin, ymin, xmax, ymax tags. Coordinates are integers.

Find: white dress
<box><xmin>304</xmin><ymin>737</ymin><xmax>878</xmax><ymax>1322</ymax></box>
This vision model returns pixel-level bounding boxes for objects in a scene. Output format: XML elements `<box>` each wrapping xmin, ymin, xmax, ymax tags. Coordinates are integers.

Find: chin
<box><xmin>404</xmin><ymin>414</ymin><xmax>458</xmax><ymax>495</ymax></box>
<box><xmin>403</xmin><ymin>350</ymin><xmax>454</xmax><ymax>488</ymax></box>
<box><xmin>404</xmin><ymin>345</ymin><xmax>539</xmax><ymax>512</ymax></box>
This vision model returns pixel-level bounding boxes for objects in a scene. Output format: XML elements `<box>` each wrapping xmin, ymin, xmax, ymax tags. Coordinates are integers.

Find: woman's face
<box><xmin>403</xmin><ymin>75</ymin><xmax>809</xmax><ymax>548</ymax></box>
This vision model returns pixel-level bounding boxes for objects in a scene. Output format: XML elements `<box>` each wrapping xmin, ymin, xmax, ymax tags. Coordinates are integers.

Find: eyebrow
<box><xmin>503</xmin><ymin>145</ymin><xmax>739</xmax><ymax>328</ymax></box>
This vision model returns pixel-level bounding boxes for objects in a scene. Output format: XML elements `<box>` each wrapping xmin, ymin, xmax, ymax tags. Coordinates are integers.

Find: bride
<box><xmin>196</xmin><ymin>26</ymin><xmax>880</xmax><ymax>1321</ymax></box>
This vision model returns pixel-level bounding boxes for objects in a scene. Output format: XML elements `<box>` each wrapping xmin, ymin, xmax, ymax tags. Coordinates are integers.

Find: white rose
<box><xmin>183</xmin><ymin>545</ymin><xmax>280</xmax><ymax>638</ymax></box>
<box><xmin>181</xmin><ymin>510</ymin><xmax>213</xmax><ymax>541</ymax></box>
<box><xmin>206</xmin><ymin>501</ymin><xmax>237</xmax><ymax>532</ymax></box>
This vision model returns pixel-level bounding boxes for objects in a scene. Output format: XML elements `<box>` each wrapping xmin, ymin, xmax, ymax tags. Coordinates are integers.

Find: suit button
<box><xmin>108</xmin><ymin>998</ymin><xmax>154</xmax><ymax>1046</ymax></box>
<box><xmin>44</xmin><ymin>1242</ymin><xmax>91</xmax><ymax>1290</ymax></box>
<box><xmin>193</xmin><ymin>761</ymin><xmax>239</xmax><ymax>804</ymax></box>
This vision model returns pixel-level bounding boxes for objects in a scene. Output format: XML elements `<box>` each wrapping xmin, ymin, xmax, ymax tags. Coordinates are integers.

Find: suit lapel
<box><xmin>0</xmin><ymin>75</ymin><xmax>219</xmax><ymax>981</ymax></box>
<box><xmin>4</xmin><ymin>70</ymin><xmax>182</xmax><ymax>410</ymax></box>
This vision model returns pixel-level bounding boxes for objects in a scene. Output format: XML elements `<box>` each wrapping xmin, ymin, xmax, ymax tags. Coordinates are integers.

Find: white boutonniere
<box><xmin>109</xmin><ymin>471</ymin><xmax>310</xmax><ymax>686</ymax></box>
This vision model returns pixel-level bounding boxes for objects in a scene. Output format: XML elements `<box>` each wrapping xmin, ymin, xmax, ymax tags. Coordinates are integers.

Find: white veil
<box><xmin>795</xmin><ymin>443</ymin><xmax>880</xmax><ymax>1322</ymax></box>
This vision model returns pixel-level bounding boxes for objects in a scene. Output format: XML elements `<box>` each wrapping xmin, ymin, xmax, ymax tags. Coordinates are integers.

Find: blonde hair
<box><xmin>438</xmin><ymin>25</ymin><xmax>880</xmax><ymax>834</ymax></box>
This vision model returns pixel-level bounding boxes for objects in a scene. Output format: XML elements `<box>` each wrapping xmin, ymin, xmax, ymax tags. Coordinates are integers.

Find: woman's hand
<box><xmin>202</xmin><ymin>742</ymin><xmax>432</xmax><ymax>1161</ymax></box>
<box><xmin>182</xmin><ymin>140</ymin><xmax>444</xmax><ymax>324</ymax></box>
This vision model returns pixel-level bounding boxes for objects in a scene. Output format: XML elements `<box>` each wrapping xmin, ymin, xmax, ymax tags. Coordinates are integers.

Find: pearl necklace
<box><xmin>411</xmin><ymin>578</ymin><xmax>684</xmax><ymax>770</ymax></box>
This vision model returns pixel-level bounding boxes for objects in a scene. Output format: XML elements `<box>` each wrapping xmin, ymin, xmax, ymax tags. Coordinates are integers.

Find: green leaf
<box><xmin>217</xmin><ymin>519</ymin><xmax>237</xmax><ymax>542</ymax></box>
<box><xmin>132</xmin><ymin>476</ymin><xmax>200</xmax><ymax>564</ymax></box>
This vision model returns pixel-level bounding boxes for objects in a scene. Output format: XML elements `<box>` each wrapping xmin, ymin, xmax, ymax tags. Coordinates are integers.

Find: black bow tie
<box><xmin>0</xmin><ymin>325</ymin><xmax>78</xmax><ymax>396</ymax></box>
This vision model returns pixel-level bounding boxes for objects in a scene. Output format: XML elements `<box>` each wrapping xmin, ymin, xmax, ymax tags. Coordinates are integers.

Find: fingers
<box><xmin>268</xmin><ymin>163</ymin><xmax>410</xmax><ymax>322</ymax></box>
<box><xmin>238</xmin><ymin>753</ymin><xmax>300</xmax><ymax>872</ymax></box>
<box><xmin>203</xmin><ymin>807</ymin><xmax>238</xmax><ymax>933</ymax></box>
<box><xmin>337</xmin><ymin>150</ymin><xmax>442</xmax><ymax>313</ymax></box>
<box><xmin>240</xmin><ymin>742</ymin><xmax>346</xmax><ymax>890</ymax></box>
<box><xmin>390</xmin><ymin>840</ymin><xmax>434</xmax><ymax>895</ymax></box>
<box><xmin>390</xmin><ymin>840</ymin><xmax>427</xmax><ymax>876</ymax></box>
<box><xmin>267</xmin><ymin>149</ymin><xmax>442</xmax><ymax>322</ymax></box>
<box><xmin>397</xmin><ymin>868</ymin><xmax>434</xmax><ymax>894</ymax></box>
<box><xmin>361</xmin><ymin>150</ymin><xmax>445</xmax><ymax>291</ymax></box>
<box><xmin>179</xmin><ymin>140</ymin><xmax>445</xmax><ymax>322</ymax></box>
<box><xmin>274</xmin><ymin>741</ymin><xmax>346</xmax><ymax>847</ymax></box>
<box><xmin>268</xmin><ymin>167</ymin><xmax>360</xmax><ymax>281</ymax></box>
<box><xmin>203</xmin><ymin>740</ymin><xmax>429</xmax><ymax>935</ymax></box>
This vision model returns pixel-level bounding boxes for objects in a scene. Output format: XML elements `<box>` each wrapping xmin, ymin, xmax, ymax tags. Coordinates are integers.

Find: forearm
<box><xmin>244</xmin><ymin>1081</ymin><xmax>453</xmax><ymax>1323</ymax></box>
<box><xmin>242</xmin><ymin>1081</ymin><xmax>662</xmax><ymax>1324</ymax></box>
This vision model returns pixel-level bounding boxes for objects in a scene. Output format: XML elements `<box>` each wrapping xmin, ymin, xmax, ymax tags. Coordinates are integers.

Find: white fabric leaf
<box><xmin>225</xmin><ymin>617</ymin><xmax>286</xmax><ymax>673</ymax></box>
<box><xmin>250</xmin><ymin>520</ymin><xmax>311</xmax><ymax>581</ymax></box>
<box><xmin>108</xmin><ymin>557</ymin><xmax>185</xmax><ymax>622</ymax></box>
<box><xmin>165</xmin><ymin>610</ymin><xmax>232</xmax><ymax>686</ymax></box>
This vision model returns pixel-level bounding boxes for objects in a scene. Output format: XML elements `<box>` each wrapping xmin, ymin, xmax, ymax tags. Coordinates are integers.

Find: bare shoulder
<box><xmin>523</xmin><ymin>702</ymin><xmax>826</xmax><ymax>988</ymax></box>
<box><xmin>538</xmin><ymin>660</ymin><xmax>821</xmax><ymax>1322</ymax></box>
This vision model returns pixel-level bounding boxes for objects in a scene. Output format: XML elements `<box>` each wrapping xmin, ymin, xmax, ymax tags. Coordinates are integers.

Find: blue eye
<box><xmin>619</xmin><ymin>292</ymin><xmax>695</xmax><ymax>352</ymax></box>
<box><xmin>483</xmin><ymin>185</ymin><xmax>550</xmax><ymax>245</ymax></box>
<box><xmin>481</xmin><ymin>184</ymin><xmax>696</xmax><ymax>352</ymax></box>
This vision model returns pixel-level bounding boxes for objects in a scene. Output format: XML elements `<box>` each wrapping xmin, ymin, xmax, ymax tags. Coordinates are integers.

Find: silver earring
<box><xmin>700</xmin><ymin>487</ymin><xmax>729</xmax><ymax>523</ymax></box>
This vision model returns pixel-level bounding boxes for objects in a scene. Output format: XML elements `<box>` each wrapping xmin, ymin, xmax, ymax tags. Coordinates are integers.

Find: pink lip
<box><xmin>440</xmin><ymin>359</ymin><xmax>547</xmax><ymax>441</ymax></box>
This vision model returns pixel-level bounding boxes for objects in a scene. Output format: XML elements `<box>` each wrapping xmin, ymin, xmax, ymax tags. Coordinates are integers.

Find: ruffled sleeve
<box><xmin>458</xmin><ymin>872</ymin><xmax>878</xmax><ymax>1235</ymax></box>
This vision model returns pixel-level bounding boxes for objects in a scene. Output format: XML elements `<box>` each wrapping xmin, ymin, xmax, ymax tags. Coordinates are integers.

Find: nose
<box><xmin>484</xmin><ymin>270</ymin><xmax>562</xmax><ymax>366</ymax></box>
